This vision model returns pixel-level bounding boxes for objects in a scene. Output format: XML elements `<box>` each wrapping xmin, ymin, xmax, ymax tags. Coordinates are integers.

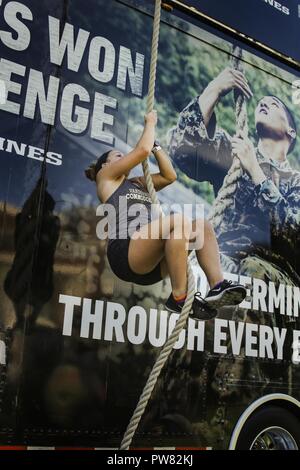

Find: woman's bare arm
<box><xmin>131</xmin><ymin>146</ymin><xmax>177</xmax><ymax>191</ymax></box>
<box><xmin>99</xmin><ymin>111</ymin><xmax>157</xmax><ymax>180</ymax></box>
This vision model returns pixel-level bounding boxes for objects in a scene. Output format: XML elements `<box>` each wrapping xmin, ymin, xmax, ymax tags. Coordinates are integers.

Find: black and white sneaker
<box><xmin>192</xmin><ymin>293</ymin><xmax>218</xmax><ymax>320</ymax></box>
<box><xmin>165</xmin><ymin>293</ymin><xmax>183</xmax><ymax>314</ymax></box>
<box><xmin>204</xmin><ymin>280</ymin><xmax>247</xmax><ymax>309</ymax></box>
<box><xmin>165</xmin><ymin>293</ymin><xmax>218</xmax><ymax>321</ymax></box>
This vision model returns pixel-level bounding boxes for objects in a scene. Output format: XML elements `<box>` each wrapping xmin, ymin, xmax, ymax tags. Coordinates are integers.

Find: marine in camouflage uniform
<box><xmin>167</xmin><ymin>69</ymin><xmax>300</xmax><ymax>412</ymax></box>
<box><xmin>168</xmin><ymin>75</ymin><xmax>300</xmax><ymax>291</ymax></box>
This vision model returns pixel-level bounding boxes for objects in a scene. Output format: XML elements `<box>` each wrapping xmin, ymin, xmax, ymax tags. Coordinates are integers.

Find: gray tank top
<box><xmin>104</xmin><ymin>179</ymin><xmax>160</xmax><ymax>245</ymax></box>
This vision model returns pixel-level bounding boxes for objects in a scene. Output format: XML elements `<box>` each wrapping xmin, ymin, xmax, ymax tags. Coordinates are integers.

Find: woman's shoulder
<box><xmin>99</xmin><ymin>178</ymin><xmax>126</xmax><ymax>203</ymax></box>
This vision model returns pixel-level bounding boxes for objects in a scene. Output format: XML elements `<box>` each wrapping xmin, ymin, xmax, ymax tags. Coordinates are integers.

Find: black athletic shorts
<box><xmin>107</xmin><ymin>238</ymin><xmax>163</xmax><ymax>285</ymax></box>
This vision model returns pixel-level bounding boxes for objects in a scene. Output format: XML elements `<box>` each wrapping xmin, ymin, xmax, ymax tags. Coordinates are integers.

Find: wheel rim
<box><xmin>250</xmin><ymin>426</ymin><xmax>298</xmax><ymax>450</ymax></box>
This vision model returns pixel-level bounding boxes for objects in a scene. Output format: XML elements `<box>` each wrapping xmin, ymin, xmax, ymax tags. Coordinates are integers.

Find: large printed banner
<box><xmin>183</xmin><ymin>0</ymin><xmax>300</xmax><ymax>62</ymax></box>
<box><xmin>0</xmin><ymin>0</ymin><xmax>300</xmax><ymax>448</ymax></box>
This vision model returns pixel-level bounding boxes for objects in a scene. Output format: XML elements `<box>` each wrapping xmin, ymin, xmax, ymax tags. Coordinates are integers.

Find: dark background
<box><xmin>184</xmin><ymin>0</ymin><xmax>300</xmax><ymax>62</ymax></box>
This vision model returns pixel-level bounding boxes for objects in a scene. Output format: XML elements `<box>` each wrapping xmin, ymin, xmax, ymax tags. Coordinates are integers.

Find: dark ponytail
<box><xmin>85</xmin><ymin>150</ymin><xmax>111</xmax><ymax>182</ymax></box>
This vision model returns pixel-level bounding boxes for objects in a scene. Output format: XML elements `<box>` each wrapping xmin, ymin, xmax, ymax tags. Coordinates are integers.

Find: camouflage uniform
<box><xmin>167</xmin><ymin>96</ymin><xmax>300</xmax><ymax>431</ymax></box>
<box><xmin>169</xmin><ymin>96</ymin><xmax>300</xmax><ymax>284</ymax></box>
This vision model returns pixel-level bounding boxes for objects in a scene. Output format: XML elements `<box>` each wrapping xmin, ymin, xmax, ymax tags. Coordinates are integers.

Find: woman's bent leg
<box><xmin>164</xmin><ymin>215</ymin><xmax>192</xmax><ymax>297</ymax></box>
<box><xmin>190</xmin><ymin>219</ymin><xmax>223</xmax><ymax>288</ymax></box>
<box><xmin>128</xmin><ymin>214</ymin><xmax>191</xmax><ymax>295</ymax></box>
<box><xmin>189</xmin><ymin>219</ymin><xmax>246</xmax><ymax>309</ymax></box>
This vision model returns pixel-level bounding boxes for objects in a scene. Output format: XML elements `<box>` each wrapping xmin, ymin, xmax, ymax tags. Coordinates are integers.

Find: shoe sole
<box><xmin>192</xmin><ymin>307</ymin><xmax>218</xmax><ymax>321</ymax></box>
<box><xmin>165</xmin><ymin>302</ymin><xmax>216</xmax><ymax>321</ymax></box>
<box><xmin>165</xmin><ymin>304</ymin><xmax>183</xmax><ymax>314</ymax></box>
<box><xmin>205</xmin><ymin>286</ymin><xmax>247</xmax><ymax>309</ymax></box>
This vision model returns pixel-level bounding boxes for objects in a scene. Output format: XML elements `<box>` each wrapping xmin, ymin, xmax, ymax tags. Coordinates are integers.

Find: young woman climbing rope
<box><xmin>85</xmin><ymin>0</ymin><xmax>247</xmax><ymax>451</ymax></box>
<box><xmin>85</xmin><ymin>109</ymin><xmax>247</xmax><ymax>319</ymax></box>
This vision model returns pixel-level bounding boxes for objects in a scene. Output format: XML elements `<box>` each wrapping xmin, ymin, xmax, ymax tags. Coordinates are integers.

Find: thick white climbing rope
<box><xmin>119</xmin><ymin>0</ymin><xmax>195</xmax><ymax>450</ymax></box>
<box><xmin>209</xmin><ymin>46</ymin><xmax>248</xmax><ymax>232</ymax></box>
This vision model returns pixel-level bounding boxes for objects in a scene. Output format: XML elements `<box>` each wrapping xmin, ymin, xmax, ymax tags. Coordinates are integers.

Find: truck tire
<box><xmin>235</xmin><ymin>406</ymin><xmax>300</xmax><ymax>450</ymax></box>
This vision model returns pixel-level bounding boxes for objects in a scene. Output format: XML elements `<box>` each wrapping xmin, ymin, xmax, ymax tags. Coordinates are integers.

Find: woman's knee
<box><xmin>190</xmin><ymin>218</ymin><xmax>205</xmax><ymax>248</ymax></box>
<box><xmin>203</xmin><ymin>219</ymin><xmax>215</xmax><ymax>236</ymax></box>
<box><xmin>170</xmin><ymin>213</ymin><xmax>192</xmax><ymax>238</ymax></box>
<box><xmin>190</xmin><ymin>218</ymin><xmax>215</xmax><ymax>249</ymax></box>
